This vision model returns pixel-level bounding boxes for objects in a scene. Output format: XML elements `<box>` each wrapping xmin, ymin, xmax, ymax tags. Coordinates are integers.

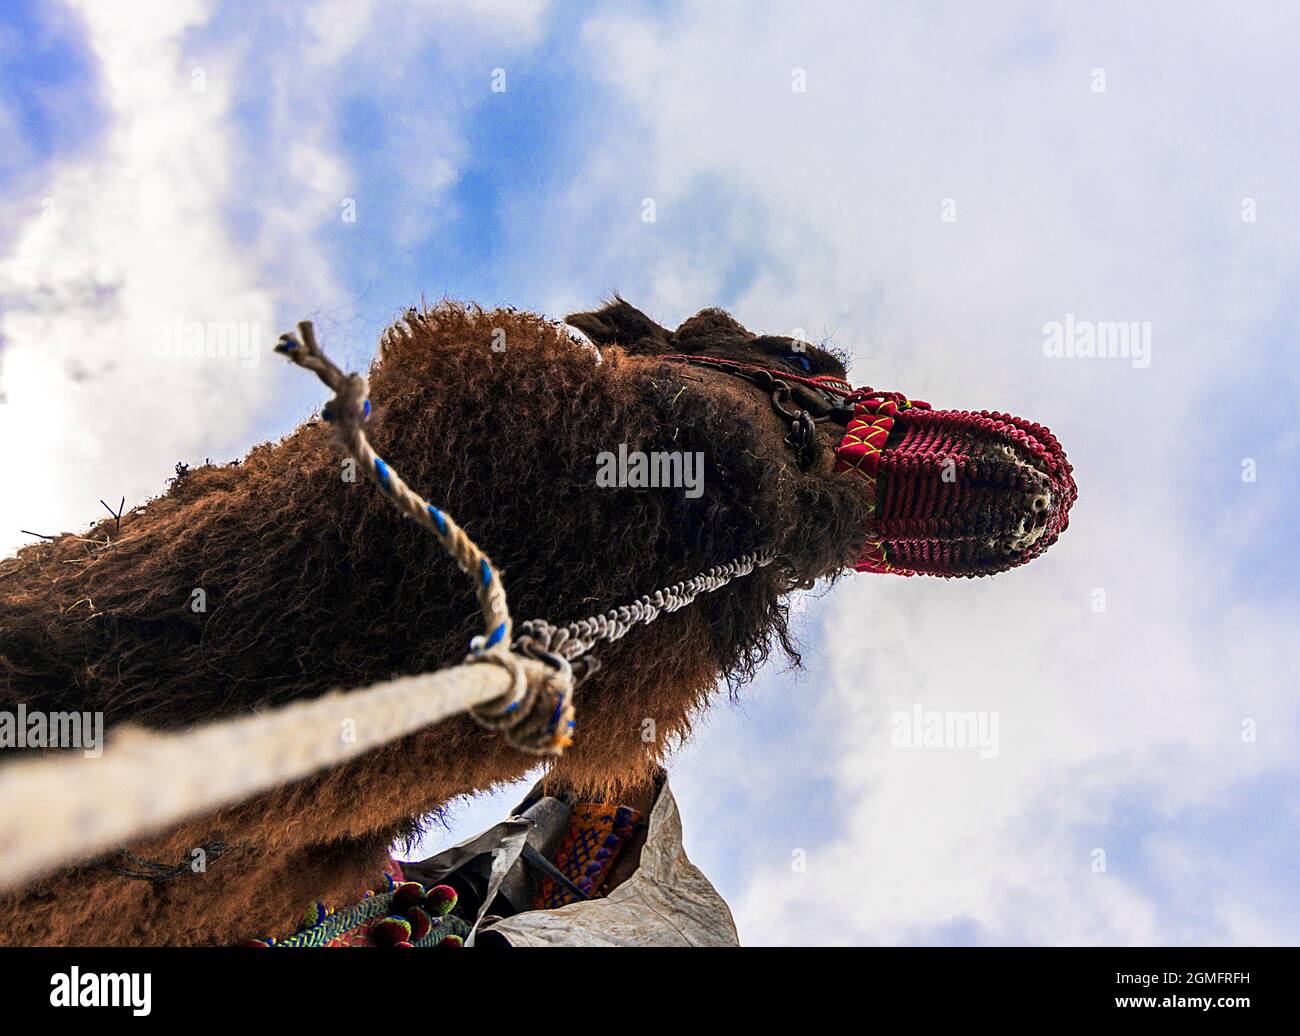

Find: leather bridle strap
<box><xmin>659</xmin><ymin>353</ymin><xmax>853</xmax><ymax>401</ymax></box>
<box><xmin>658</xmin><ymin>353</ymin><xmax>855</xmax><ymax>470</ymax></box>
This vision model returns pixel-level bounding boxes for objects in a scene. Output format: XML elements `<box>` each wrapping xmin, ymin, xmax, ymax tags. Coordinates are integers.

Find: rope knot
<box><xmin>466</xmin><ymin>649</ymin><xmax>575</xmax><ymax>755</ymax></box>
<box><xmin>276</xmin><ymin>324</ymin><xmax>371</xmax><ymax>438</ymax></box>
<box><xmin>321</xmin><ymin>374</ymin><xmax>370</xmax><ymax>432</ymax></box>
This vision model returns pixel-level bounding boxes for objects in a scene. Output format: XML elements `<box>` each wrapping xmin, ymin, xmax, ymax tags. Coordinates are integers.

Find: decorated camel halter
<box><xmin>659</xmin><ymin>352</ymin><xmax>1076</xmax><ymax>578</ymax></box>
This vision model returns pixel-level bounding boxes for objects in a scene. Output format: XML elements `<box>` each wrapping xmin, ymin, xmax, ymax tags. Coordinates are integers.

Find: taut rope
<box><xmin>0</xmin><ymin>657</ymin><xmax>561</xmax><ymax>893</ymax></box>
<box><xmin>513</xmin><ymin>550</ymin><xmax>776</xmax><ymax>682</ymax></box>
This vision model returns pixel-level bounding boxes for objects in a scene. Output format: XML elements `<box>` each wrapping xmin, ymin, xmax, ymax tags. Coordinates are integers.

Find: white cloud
<box><xmin>0</xmin><ymin>0</ymin><xmax>336</xmax><ymax>554</ymax></box>
<box><xmin>567</xmin><ymin>2</ymin><xmax>1300</xmax><ymax>944</ymax></box>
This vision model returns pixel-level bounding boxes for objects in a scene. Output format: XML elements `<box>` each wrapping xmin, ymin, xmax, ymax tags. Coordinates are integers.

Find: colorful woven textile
<box><xmin>531</xmin><ymin>802</ymin><xmax>641</xmax><ymax>910</ymax></box>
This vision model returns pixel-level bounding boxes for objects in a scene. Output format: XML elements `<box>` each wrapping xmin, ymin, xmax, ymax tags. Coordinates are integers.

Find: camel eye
<box><xmin>784</xmin><ymin>353</ymin><xmax>812</xmax><ymax>372</ymax></box>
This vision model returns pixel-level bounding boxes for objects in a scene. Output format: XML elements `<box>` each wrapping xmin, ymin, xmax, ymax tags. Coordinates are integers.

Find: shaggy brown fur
<box><xmin>0</xmin><ymin>300</ymin><xmax>871</xmax><ymax>945</ymax></box>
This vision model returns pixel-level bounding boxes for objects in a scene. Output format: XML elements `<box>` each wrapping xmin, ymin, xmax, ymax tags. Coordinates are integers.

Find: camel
<box><xmin>0</xmin><ymin>299</ymin><xmax>1075</xmax><ymax>945</ymax></box>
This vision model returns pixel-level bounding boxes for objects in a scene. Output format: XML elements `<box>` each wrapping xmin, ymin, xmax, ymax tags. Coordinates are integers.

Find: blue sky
<box><xmin>1</xmin><ymin>0</ymin><xmax>1297</xmax><ymax>945</ymax></box>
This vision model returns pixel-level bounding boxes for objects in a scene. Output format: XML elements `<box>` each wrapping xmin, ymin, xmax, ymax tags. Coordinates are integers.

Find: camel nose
<box><xmin>838</xmin><ymin>400</ymin><xmax>1077</xmax><ymax>577</ymax></box>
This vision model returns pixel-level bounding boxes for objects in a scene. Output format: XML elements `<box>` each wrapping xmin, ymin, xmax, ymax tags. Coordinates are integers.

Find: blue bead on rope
<box><xmin>479</xmin><ymin>559</ymin><xmax>492</xmax><ymax>588</ymax></box>
<box><xmin>373</xmin><ymin>457</ymin><xmax>391</xmax><ymax>493</ymax></box>
<box><xmin>485</xmin><ymin>622</ymin><xmax>506</xmax><ymax>649</ymax></box>
<box><xmin>426</xmin><ymin>505</ymin><xmax>447</xmax><ymax>535</ymax></box>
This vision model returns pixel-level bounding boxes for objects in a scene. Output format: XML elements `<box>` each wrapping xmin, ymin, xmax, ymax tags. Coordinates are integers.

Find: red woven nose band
<box><xmin>836</xmin><ymin>394</ymin><xmax>1077</xmax><ymax>578</ymax></box>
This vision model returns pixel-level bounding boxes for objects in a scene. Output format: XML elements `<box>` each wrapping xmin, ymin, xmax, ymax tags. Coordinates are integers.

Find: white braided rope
<box><xmin>516</xmin><ymin>549</ymin><xmax>777</xmax><ymax>664</ymax></box>
<box><xmin>0</xmin><ymin>656</ymin><xmax>559</xmax><ymax>893</ymax></box>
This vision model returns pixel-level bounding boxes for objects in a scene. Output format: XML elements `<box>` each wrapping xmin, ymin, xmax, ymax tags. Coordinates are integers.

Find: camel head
<box><xmin>567</xmin><ymin>298</ymin><xmax>1077</xmax><ymax>579</ymax></box>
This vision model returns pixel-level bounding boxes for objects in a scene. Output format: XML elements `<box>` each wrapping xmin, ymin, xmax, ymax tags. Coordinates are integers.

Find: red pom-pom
<box><xmin>370</xmin><ymin>916</ymin><xmax>413</xmax><ymax>946</ymax></box>
<box><xmin>239</xmin><ymin>939</ymin><xmax>273</xmax><ymax>948</ymax></box>
<box><xmin>406</xmin><ymin>907</ymin><xmax>432</xmax><ymax>942</ymax></box>
<box><xmin>425</xmin><ymin>884</ymin><xmax>458</xmax><ymax>917</ymax></box>
<box><xmin>436</xmin><ymin>934</ymin><xmax>464</xmax><ymax>948</ymax></box>
<box><xmin>394</xmin><ymin>941</ymin><xmax>414</xmax><ymax>948</ymax></box>
<box><xmin>392</xmin><ymin>881</ymin><xmax>425</xmax><ymax>911</ymax></box>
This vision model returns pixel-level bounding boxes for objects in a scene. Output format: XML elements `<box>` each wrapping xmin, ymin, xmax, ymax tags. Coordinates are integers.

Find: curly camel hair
<box><xmin>0</xmin><ymin>300</ymin><xmax>884</xmax><ymax>945</ymax></box>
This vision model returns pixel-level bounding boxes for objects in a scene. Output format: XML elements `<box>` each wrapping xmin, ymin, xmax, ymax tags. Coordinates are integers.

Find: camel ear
<box><xmin>565</xmin><ymin>298</ymin><xmax>671</xmax><ymax>352</ymax></box>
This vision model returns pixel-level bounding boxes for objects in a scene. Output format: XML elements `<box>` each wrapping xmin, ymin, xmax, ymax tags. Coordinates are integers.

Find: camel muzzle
<box><xmin>835</xmin><ymin>391</ymin><xmax>1077</xmax><ymax>577</ymax></box>
<box><xmin>660</xmin><ymin>353</ymin><xmax>1077</xmax><ymax>579</ymax></box>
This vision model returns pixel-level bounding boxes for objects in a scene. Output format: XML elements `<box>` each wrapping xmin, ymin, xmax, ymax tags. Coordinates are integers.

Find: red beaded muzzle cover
<box><xmin>833</xmin><ymin>389</ymin><xmax>1077</xmax><ymax>577</ymax></box>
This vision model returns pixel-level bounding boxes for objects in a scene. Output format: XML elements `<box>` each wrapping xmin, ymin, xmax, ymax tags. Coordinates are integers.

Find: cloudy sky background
<box><xmin>2</xmin><ymin>0</ymin><xmax>1297</xmax><ymax>944</ymax></box>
